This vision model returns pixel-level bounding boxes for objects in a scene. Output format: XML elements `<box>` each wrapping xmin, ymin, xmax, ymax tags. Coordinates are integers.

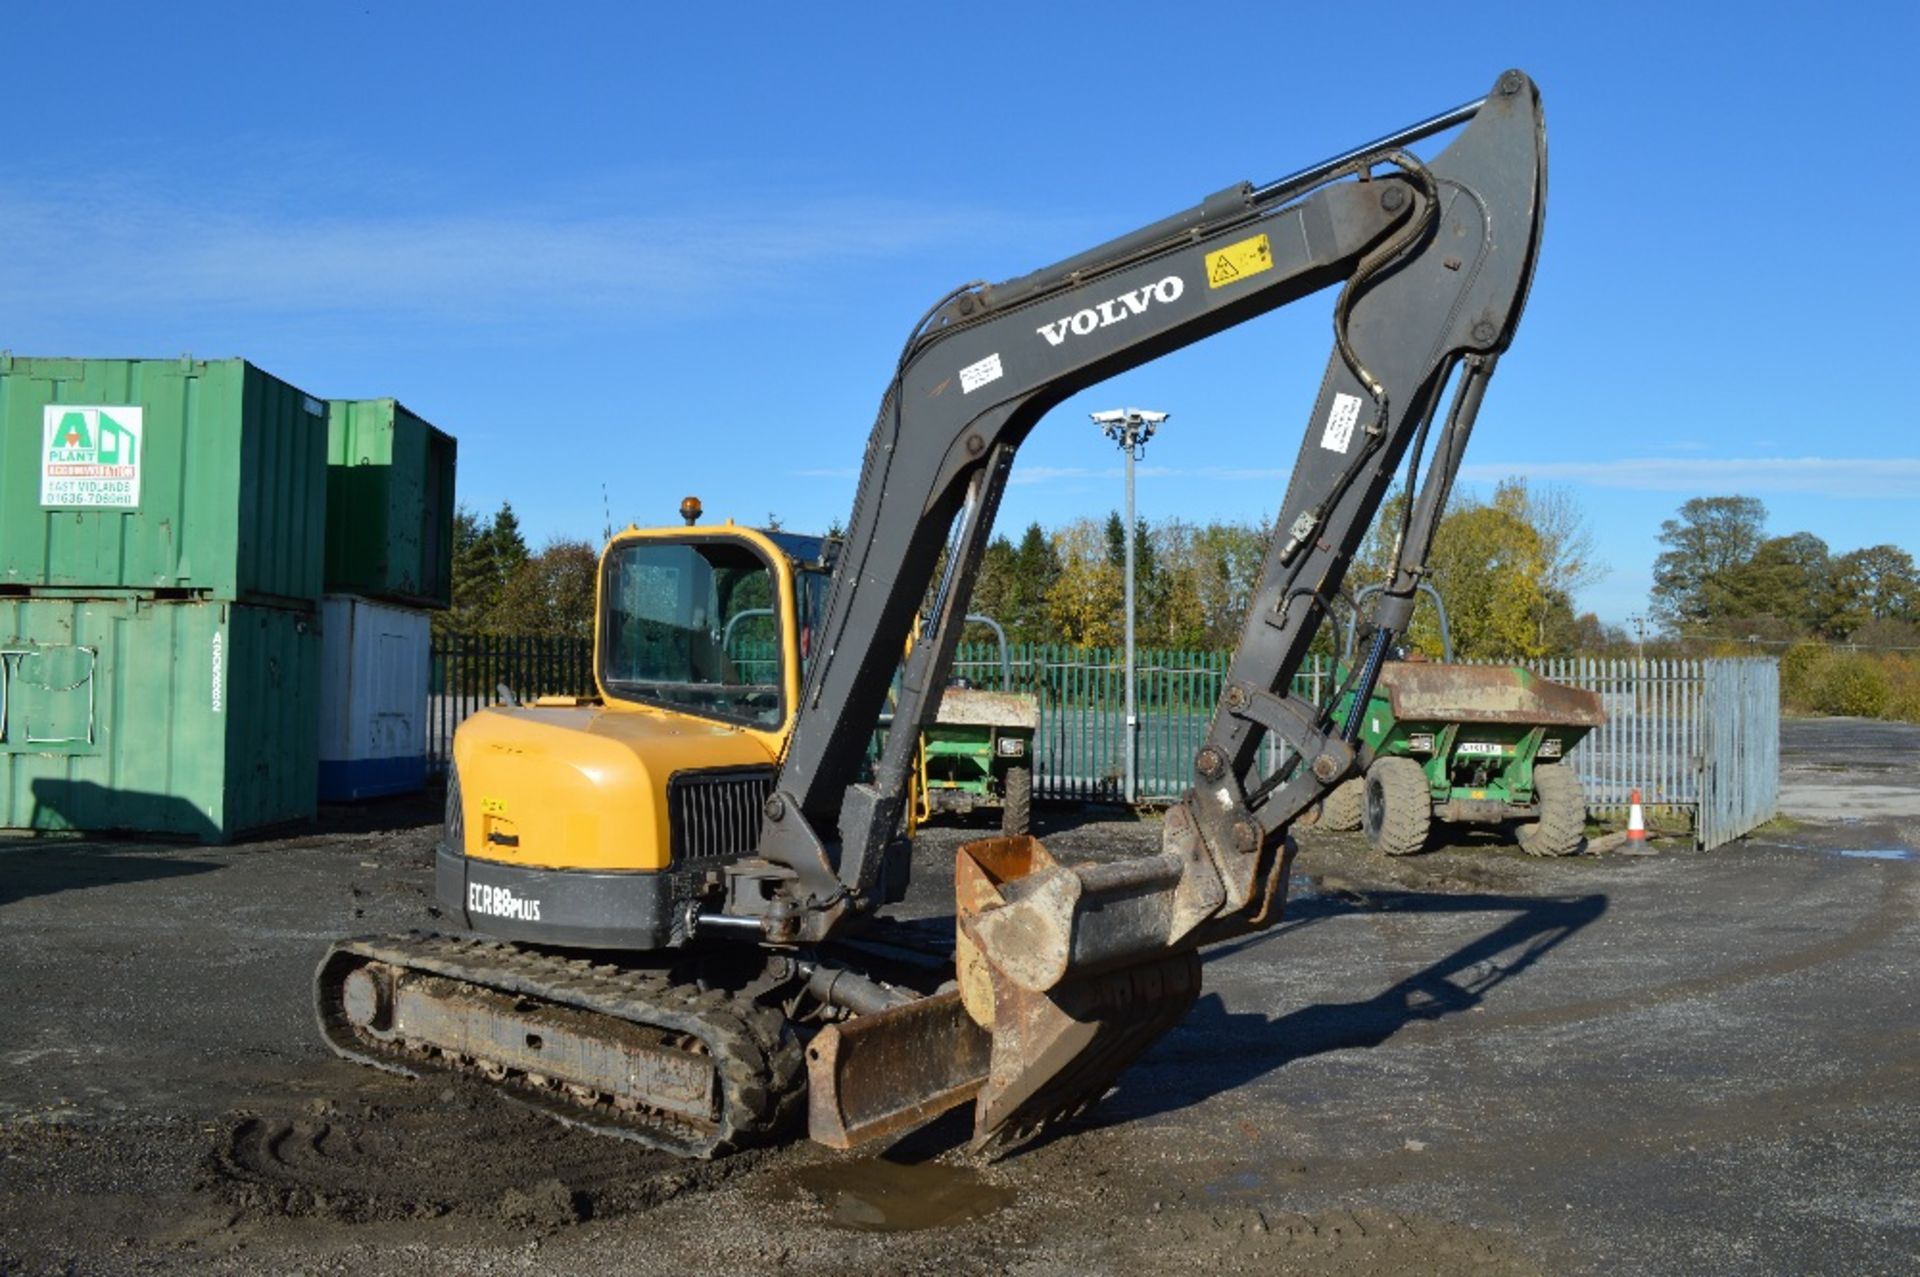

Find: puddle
<box><xmin>791</xmin><ymin>1157</ymin><xmax>1013</xmax><ymax>1232</ymax></box>
<box><xmin>1831</xmin><ymin>849</ymin><xmax>1915</xmax><ymax>862</ymax></box>
<box><xmin>1203</xmin><ymin>1168</ymin><xmax>1266</xmax><ymax>1196</ymax></box>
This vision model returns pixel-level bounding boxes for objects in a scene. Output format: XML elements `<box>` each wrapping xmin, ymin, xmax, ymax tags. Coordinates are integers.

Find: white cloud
<box><xmin>1457</xmin><ymin>457</ymin><xmax>1920</xmax><ymax>498</ymax></box>
<box><xmin>962</xmin><ymin>454</ymin><xmax>1920</xmax><ymax>501</ymax></box>
<box><xmin>0</xmin><ymin>184</ymin><xmax>1056</xmax><ymax>325</ymax></box>
<box><xmin>1009</xmin><ymin>465</ymin><xmax>1109</xmax><ymax>485</ymax></box>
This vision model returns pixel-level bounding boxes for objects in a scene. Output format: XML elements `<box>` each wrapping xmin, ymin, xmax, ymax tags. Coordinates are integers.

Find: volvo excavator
<box><xmin>317</xmin><ymin>71</ymin><xmax>1548</xmax><ymax>1157</ymax></box>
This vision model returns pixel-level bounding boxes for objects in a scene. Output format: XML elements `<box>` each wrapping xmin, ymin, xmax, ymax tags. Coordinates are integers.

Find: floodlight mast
<box><xmin>1093</xmin><ymin>407</ymin><xmax>1169</xmax><ymax>802</ymax></box>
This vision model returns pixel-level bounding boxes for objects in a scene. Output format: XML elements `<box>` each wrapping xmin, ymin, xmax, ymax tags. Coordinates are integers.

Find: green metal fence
<box><xmin>945</xmin><ymin>643</ymin><xmax>1331</xmax><ymax>802</ymax></box>
<box><xmin>424</xmin><ymin>637</ymin><xmax>1777</xmax><ymax>850</ymax></box>
<box><xmin>425</xmin><ymin>633</ymin><xmax>1319</xmax><ymax>792</ymax></box>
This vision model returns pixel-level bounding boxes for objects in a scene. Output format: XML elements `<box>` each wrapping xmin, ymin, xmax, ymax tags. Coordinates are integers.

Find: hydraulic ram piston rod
<box><xmin>989</xmin><ymin>91</ymin><xmax>1488</xmax><ymax>306</ymax></box>
<box><xmin>1251</xmin><ymin>96</ymin><xmax>1487</xmax><ymax>204</ymax></box>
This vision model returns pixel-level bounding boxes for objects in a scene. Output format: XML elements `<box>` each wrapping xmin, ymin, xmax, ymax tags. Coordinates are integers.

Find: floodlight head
<box><xmin>1089</xmin><ymin>410</ymin><xmax>1127</xmax><ymax>424</ymax></box>
<box><xmin>1136</xmin><ymin>410</ymin><xmax>1170</xmax><ymax>425</ymax></box>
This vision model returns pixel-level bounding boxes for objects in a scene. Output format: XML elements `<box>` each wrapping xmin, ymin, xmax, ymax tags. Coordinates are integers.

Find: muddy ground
<box><xmin>2</xmin><ymin>718</ymin><xmax>1915</xmax><ymax>1275</ymax></box>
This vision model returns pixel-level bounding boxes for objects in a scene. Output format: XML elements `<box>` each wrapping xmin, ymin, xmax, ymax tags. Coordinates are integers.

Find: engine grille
<box><xmin>667</xmin><ymin>766</ymin><xmax>776</xmax><ymax>867</ymax></box>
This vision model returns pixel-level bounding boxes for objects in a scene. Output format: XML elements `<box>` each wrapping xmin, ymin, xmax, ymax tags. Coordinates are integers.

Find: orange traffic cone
<box><xmin>1627</xmin><ymin>789</ymin><xmax>1647</xmax><ymax>847</ymax></box>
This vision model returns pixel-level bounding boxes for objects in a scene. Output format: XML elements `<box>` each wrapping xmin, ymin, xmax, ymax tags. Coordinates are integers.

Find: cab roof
<box><xmin>761</xmin><ymin>530</ymin><xmax>837</xmax><ymax>570</ymax></box>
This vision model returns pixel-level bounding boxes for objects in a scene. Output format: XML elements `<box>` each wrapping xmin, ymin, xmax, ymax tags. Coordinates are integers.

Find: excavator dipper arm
<box><xmin>767</xmin><ymin>71</ymin><xmax>1544</xmax><ymax>1150</ymax></box>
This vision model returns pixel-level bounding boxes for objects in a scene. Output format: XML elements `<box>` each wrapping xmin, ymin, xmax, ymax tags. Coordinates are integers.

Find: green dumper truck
<box><xmin>912</xmin><ymin>616</ymin><xmax>1039</xmax><ymax>836</ymax></box>
<box><xmin>1320</xmin><ymin>587</ymin><xmax>1606</xmax><ymax>857</ymax></box>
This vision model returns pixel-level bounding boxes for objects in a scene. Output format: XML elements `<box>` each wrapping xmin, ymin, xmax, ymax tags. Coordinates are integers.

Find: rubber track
<box><xmin>315</xmin><ymin>932</ymin><xmax>804</xmax><ymax>1159</ymax></box>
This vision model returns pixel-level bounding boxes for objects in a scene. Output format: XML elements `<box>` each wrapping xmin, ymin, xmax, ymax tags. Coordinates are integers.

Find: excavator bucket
<box><xmin>807</xmin><ymin>835</ymin><xmax>1204</xmax><ymax>1154</ymax></box>
<box><xmin>955</xmin><ymin>836</ymin><xmax>1201</xmax><ymax>1151</ymax></box>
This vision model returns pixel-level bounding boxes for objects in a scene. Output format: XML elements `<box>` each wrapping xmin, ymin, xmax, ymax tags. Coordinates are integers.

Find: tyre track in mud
<box><xmin>205</xmin><ymin>1083</ymin><xmax>765</xmax><ymax>1229</ymax></box>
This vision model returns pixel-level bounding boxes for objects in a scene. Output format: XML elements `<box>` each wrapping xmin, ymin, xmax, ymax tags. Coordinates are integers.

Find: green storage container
<box><xmin>0</xmin><ymin>596</ymin><xmax>319</xmax><ymax>842</ymax></box>
<box><xmin>325</xmin><ymin>400</ymin><xmax>456</xmax><ymax>609</ymax></box>
<box><xmin>0</xmin><ymin>356</ymin><xmax>328</xmax><ymax>605</ymax></box>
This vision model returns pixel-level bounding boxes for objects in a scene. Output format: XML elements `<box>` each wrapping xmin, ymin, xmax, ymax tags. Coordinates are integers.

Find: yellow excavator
<box><xmin>318</xmin><ymin>71</ymin><xmax>1548</xmax><ymax>1157</ymax></box>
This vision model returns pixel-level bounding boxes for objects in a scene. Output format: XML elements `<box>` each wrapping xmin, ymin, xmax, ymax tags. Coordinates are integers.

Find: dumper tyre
<box><xmin>1001</xmin><ymin>765</ymin><xmax>1032</xmax><ymax>836</ymax></box>
<box><xmin>1363</xmin><ymin>757</ymin><xmax>1431</xmax><ymax>857</ymax></box>
<box><xmin>1319</xmin><ymin>779</ymin><xmax>1365</xmax><ymax>831</ymax></box>
<box><xmin>1516</xmin><ymin>763</ymin><xmax>1587</xmax><ymax>857</ymax></box>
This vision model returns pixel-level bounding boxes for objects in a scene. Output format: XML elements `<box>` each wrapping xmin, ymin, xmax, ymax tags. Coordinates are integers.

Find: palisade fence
<box><xmin>429</xmin><ymin>634</ymin><xmax>596</xmax><ymax>767</ymax></box>
<box><xmin>1464</xmin><ymin>656</ymin><xmax>1779</xmax><ymax>849</ymax></box>
<box><xmin>427</xmin><ymin>636</ymin><xmax>1780</xmax><ymax>851</ymax></box>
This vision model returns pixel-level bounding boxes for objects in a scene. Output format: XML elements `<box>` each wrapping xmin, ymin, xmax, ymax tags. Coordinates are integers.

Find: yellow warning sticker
<box><xmin>1206</xmin><ymin>233</ymin><xmax>1273</xmax><ymax>289</ymax></box>
<box><xmin>481</xmin><ymin>797</ymin><xmax>508</xmax><ymax>816</ymax></box>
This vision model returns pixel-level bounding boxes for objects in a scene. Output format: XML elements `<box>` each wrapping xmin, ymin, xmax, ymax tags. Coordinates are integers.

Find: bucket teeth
<box><xmin>970</xmin><ymin>950</ymin><xmax>1201</xmax><ymax>1155</ymax></box>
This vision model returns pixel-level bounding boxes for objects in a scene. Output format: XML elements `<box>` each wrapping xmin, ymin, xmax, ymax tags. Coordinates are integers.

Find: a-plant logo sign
<box><xmin>41</xmin><ymin>406</ymin><xmax>142</xmax><ymax>508</ymax></box>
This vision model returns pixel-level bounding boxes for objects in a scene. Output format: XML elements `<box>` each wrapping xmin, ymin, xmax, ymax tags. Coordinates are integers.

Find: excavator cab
<box><xmin>431</xmin><ymin>518</ymin><xmax>840</xmax><ymax>947</ymax></box>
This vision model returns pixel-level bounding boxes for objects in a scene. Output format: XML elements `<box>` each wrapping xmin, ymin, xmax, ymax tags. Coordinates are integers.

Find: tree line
<box><xmin>1649</xmin><ymin>495</ymin><xmax>1917</xmax><ymax>647</ymax></box>
<box><xmin>962</xmin><ymin>476</ymin><xmax>1612</xmax><ymax>661</ymax></box>
<box><xmin>1646</xmin><ymin>495</ymin><xmax>1920</xmax><ymax>723</ymax></box>
<box><xmin>441</xmin><ymin>502</ymin><xmax>597</xmax><ymax>640</ymax></box>
<box><xmin>445</xmin><ymin>476</ymin><xmax>1619</xmax><ymax>664</ymax></box>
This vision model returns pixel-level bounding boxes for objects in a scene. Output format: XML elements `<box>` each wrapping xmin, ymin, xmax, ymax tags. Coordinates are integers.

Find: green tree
<box><xmin>495</xmin><ymin>539</ymin><xmax>600</xmax><ymax>639</ymax></box>
<box><xmin>1187</xmin><ymin>521</ymin><xmax>1271</xmax><ymax>649</ymax></box>
<box><xmin>489</xmin><ymin>501</ymin><xmax>529</xmax><ymax>576</ymax></box>
<box><xmin>1005</xmin><ymin>523</ymin><xmax>1062</xmax><ymax>643</ymax></box>
<box><xmin>1155</xmin><ymin>519</ymin><xmax>1277</xmax><ymax>650</ymax></box>
<box><xmin>1555</xmin><ymin>611</ymin><xmax>1633</xmax><ymax>655</ymax></box>
<box><xmin>1493</xmin><ymin>479</ymin><xmax>1606</xmax><ymax>651</ymax></box>
<box><xmin>1351</xmin><ymin>491</ymin><xmax>1550</xmax><ymax>659</ymax></box>
<box><xmin>1145</xmin><ymin>521</ymin><xmax>1209</xmax><ymax>650</ymax></box>
<box><xmin>1046</xmin><ymin>518</ymin><xmax>1124</xmax><ymax>647</ymax></box>
<box><xmin>967</xmin><ymin>534</ymin><xmax>1021</xmax><ymax>631</ymax></box>
<box><xmin>1649</xmin><ymin>496</ymin><xmax>1768</xmax><ymax>633</ymax></box>
<box><xmin>1722</xmin><ymin>531</ymin><xmax>1831</xmax><ymax>632</ymax></box>
<box><xmin>444</xmin><ymin>501</ymin><xmax>530</xmax><ymax>637</ymax></box>
<box><xmin>1418</xmin><ymin>501</ymin><xmax>1552</xmax><ymax>659</ymax></box>
<box><xmin>443</xmin><ymin>504</ymin><xmax>494</xmax><ymax>637</ymax></box>
<box><xmin>1826</xmin><ymin>544</ymin><xmax>1919</xmax><ymax>637</ymax></box>
<box><xmin>1102</xmin><ymin>510</ymin><xmax>1163</xmax><ymax>642</ymax></box>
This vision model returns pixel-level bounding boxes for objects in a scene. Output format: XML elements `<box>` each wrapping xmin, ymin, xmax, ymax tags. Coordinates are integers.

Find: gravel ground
<box><xmin>1</xmin><ymin>719</ymin><xmax>1915</xmax><ymax>1275</ymax></box>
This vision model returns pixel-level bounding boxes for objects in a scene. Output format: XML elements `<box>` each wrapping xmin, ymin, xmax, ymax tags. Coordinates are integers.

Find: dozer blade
<box><xmin>805</xmin><ymin>834</ymin><xmax>1211</xmax><ymax>1155</ymax></box>
<box><xmin>806</xmin><ymin>989</ymin><xmax>990</xmax><ymax>1150</ymax></box>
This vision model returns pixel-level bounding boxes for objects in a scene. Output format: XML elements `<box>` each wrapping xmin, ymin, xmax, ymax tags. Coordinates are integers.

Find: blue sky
<box><xmin>8</xmin><ymin>1</ymin><xmax>1915</xmax><ymax>624</ymax></box>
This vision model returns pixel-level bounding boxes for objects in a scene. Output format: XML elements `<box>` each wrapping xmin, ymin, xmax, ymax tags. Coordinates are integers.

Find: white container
<box><xmin>317</xmin><ymin>594</ymin><xmax>430</xmax><ymax>801</ymax></box>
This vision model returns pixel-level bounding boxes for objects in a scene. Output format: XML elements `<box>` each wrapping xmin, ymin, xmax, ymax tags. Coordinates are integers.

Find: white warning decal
<box><xmin>959</xmin><ymin>352</ymin><xmax>1004</xmax><ymax>394</ymax></box>
<box><xmin>1320</xmin><ymin>392</ymin><xmax>1363</xmax><ymax>454</ymax></box>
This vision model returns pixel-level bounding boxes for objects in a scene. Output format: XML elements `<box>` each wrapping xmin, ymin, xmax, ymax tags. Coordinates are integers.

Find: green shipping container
<box><xmin>0</xmin><ymin>596</ymin><xmax>319</xmax><ymax>842</ymax></box>
<box><xmin>0</xmin><ymin>357</ymin><xmax>329</xmax><ymax>605</ymax></box>
<box><xmin>325</xmin><ymin>400</ymin><xmax>456</xmax><ymax>609</ymax></box>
